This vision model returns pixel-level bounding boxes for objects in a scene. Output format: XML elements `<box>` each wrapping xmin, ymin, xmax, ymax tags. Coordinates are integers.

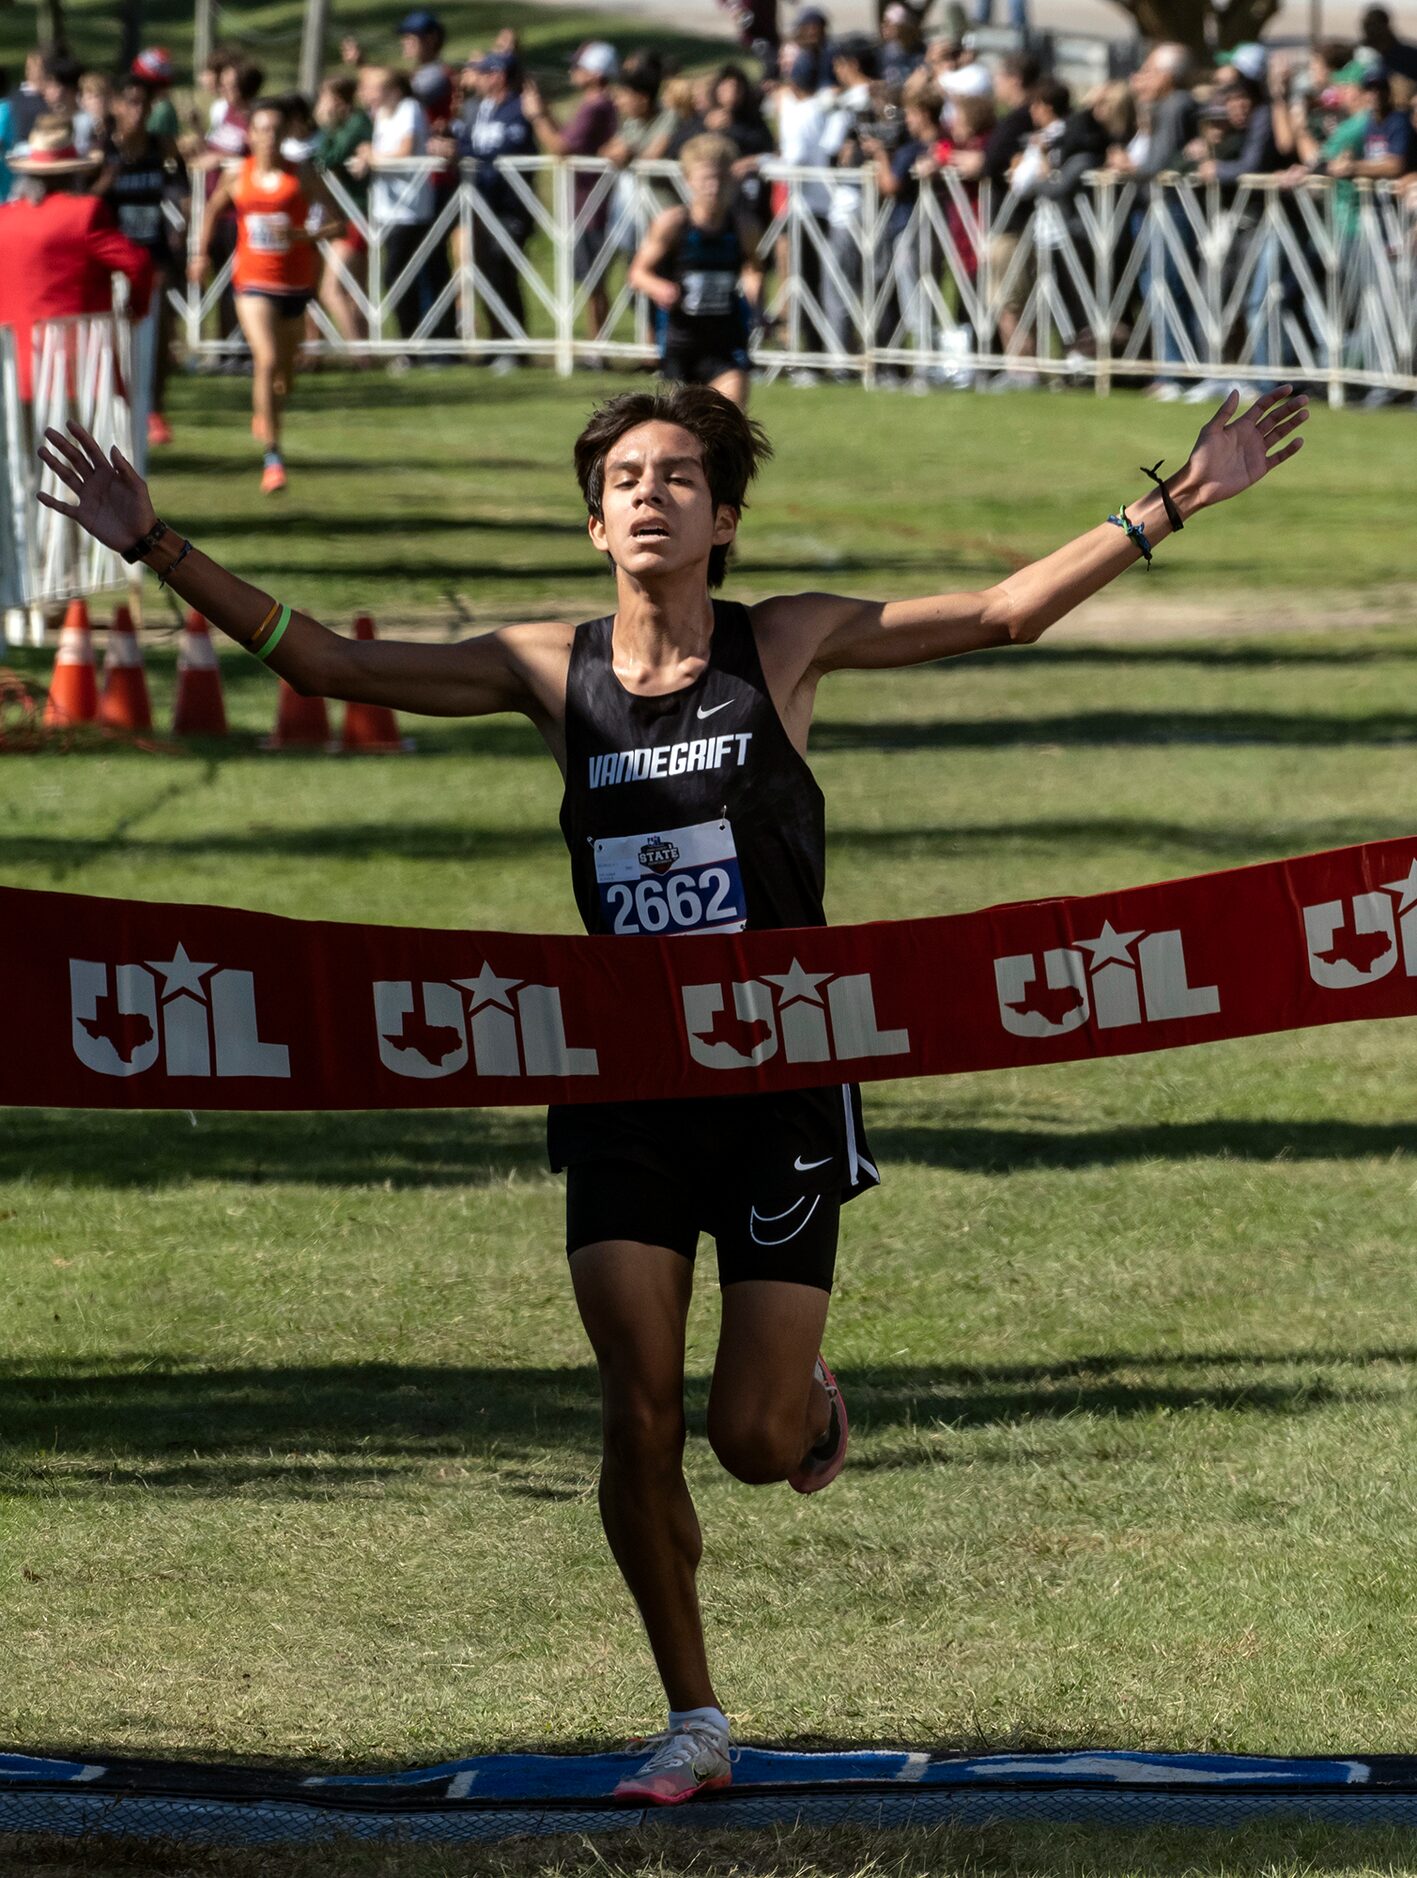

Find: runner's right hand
<box><xmin>36</xmin><ymin>424</ymin><xmax>158</xmax><ymax>554</ymax></box>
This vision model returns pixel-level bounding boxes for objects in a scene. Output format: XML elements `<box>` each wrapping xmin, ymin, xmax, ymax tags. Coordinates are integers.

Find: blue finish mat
<box><xmin>5</xmin><ymin>1746</ymin><xmax>1417</xmax><ymax>1847</ymax></box>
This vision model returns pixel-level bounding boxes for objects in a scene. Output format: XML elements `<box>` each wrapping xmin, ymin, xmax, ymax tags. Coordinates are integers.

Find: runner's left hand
<box><xmin>36</xmin><ymin>422</ymin><xmax>157</xmax><ymax>553</ymax></box>
<box><xmin>1180</xmin><ymin>385</ymin><xmax>1308</xmax><ymax>510</ymax></box>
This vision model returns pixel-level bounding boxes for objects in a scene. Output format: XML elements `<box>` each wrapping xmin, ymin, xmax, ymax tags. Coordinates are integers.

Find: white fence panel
<box><xmin>168</xmin><ymin>157</ymin><xmax>1417</xmax><ymax>406</ymax></box>
<box><xmin>2</xmin><ymin>314</ymin><xmax>136</xmax><ymax>638</ymax></box>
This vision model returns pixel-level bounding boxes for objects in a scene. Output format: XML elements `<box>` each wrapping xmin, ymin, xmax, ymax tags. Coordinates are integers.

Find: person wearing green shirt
<box><xmin>313</xmin><ymin>74</ymin><xmax>374</xmax><ymax>351</ymax></box>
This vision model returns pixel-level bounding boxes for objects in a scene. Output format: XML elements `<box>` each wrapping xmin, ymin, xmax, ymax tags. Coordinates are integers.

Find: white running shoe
<box><xmin>613</xmin><ymin>1720</ymin><xmax>733</xmax><ymax>1806</ymax></box>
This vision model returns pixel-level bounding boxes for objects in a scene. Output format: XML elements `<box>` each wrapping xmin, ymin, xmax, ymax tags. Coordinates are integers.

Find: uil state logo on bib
<box><xmin>639</xmin><ymin>837</ymin><xmax>680</xmax><ymax>877</ymax></box>
<box><xmin>596</xmin><ymin>818</ymin><xmax>746</xmax><ymax>936</ymax></box>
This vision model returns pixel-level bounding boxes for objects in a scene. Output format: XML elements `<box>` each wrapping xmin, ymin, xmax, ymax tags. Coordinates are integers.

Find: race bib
<box><xmin>595</xmin><ymin>819</ymin><xmax>746</xmax><ymax>936</ymax></box>
<box><xmin>680</xmin><ymin>269</ymin><xmax>736</xmax><ymax>318</ymax></box>
<box><xmin>246</xmin><ymin>212</ymin><xmax>291</xmax><ymax>253</ymax></box>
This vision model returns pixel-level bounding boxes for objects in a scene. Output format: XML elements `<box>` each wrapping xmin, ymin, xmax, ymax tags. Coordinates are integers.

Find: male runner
<box><xmin>39</xmin><ymin>380</ymin><xmax>1306</xmax><ymax>1804</ymax></box>
<box><xmin>628</xmin><ymin>133</ymin><xmax>763</xmax><ymax>409</ymax></box>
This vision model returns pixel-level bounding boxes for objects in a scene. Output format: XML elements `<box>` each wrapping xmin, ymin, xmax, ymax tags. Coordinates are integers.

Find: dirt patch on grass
<box><xmin>328</xmin><ymin>583</ymin><xmax>1417</xmax><ymax>647</ymax></box>
<box><xmin>1052</xmin><ymin>583</ymin><xmax>1417</xmax><ymax>644</ymax></box>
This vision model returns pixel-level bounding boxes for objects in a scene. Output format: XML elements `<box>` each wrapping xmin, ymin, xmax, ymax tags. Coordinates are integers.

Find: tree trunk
<box><xmin>37</xmin><ymin>0</ymin><xmax>67</xmax><ymax>48</ymax></box>
<box><xmin>298</xmin><ymin>0</ymin><xmax>331</xmax><ymax>99</ymax></box>
<box><xmin>118</xmin><ymin>0</ymin><xmax>142</xmax><ymax>70</ymax></box>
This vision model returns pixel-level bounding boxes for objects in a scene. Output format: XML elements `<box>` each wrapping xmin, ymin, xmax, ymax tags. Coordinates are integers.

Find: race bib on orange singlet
<box><xmin>594</xmin><ymin>819</ymin><xmax>746</xmax><ymax>936</ymax></box>
<box><xmin>246</xmin><ymin>212</ymin><xmax>292</xmax><ymax>254</ymax></box>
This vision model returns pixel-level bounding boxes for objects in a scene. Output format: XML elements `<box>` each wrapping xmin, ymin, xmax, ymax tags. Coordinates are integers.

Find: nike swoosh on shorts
<box><xmin>696</xmin><ymin>700</ymin><xmax>733</xmax><ymax>719</ymax></box>
<box><xmin>749</xmin><ymin>1194</ymin><xmax>822</xmax><ymax>1245</ymax></box>
<box><xmin>794</xmin><ymin>1154</ymin><xmax>832</xmax><ymax>1171</ymax></box>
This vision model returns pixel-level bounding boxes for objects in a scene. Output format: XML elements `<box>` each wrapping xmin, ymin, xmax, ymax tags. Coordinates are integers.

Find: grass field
<box><xmin>5</xmin><ymin>371</ymin><xmax>1417</xmax><ymax>1878</ymax></box>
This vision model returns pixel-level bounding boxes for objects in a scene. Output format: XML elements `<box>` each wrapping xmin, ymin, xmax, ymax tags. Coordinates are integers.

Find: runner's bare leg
<box><xmin>709</xmin><ymin>1279</ymin><xmax>831</xmax><ymax>1482</ymax></box>
<box><xmin>571</xmin><ymin>1241</ymin><xmax>719</xmax><ymax>1713</ymax></box>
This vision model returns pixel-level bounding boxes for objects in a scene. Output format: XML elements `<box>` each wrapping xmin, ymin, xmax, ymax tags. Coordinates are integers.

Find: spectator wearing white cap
<box><xmin>523</xmin><ymin>44</ymin><xmax>620</xmax><ymax>348</ymax></box>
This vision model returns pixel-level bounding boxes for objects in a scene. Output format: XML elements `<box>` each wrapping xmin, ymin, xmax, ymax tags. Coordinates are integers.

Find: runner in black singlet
<box><xmin>629</xmin><ymin>133</ymin><xmax>762</xmax><ymax>409</ymax></box>
<box><xmin>100</xmin><ymin>77</ymin><xmax>188</xmax><ymax>447</ymax></box>
<box><xmin>42</xmin><ymin>379</ymin><xmax>1310</xmax><ymax>1806</ymax></box>
<box><xmin>552</xmin><ymin>595</ymin><xmax>878</xmax><ymax>1294</ymax></box>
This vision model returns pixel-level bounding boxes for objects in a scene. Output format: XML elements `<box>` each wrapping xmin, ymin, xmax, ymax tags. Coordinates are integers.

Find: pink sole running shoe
<box><xmin>612</xmin><ymin>1725</ymin><xmax>733</xmax><ymax>1806</ymax></box>
<box><xmin>789</xmin><ymin>1355</ymin><xmax>848</xmax><ymax>1494</ymax></box>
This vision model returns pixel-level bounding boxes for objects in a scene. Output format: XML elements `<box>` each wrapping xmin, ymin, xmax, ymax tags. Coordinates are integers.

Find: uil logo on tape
<box><xmin>995</xmin><ymin>922</ymin><xmax>1220</xmax><ymax>1040</ymax></box>
<box><xmin>70</xmin><ymin>945</ymin><xmax>290</xmax><ymax>1079</ymax></box>
<box><xmin>373</xmin><ymin>962</ymin><xmax>598</xmax><ymax>1080</ymax></box>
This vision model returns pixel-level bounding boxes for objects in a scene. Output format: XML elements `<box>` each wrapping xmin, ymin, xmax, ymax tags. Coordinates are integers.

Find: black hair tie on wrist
<box><xmin>1140</xmin><ymin>459</ymin><xmax>1184</xmax><ymax>533</ymax></box>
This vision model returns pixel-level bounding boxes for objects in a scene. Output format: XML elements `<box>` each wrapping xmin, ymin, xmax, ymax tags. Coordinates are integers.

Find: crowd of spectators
<box><xmin>4</xmin><ymin>0</ymin><xmax>1417</xmax><ymax>414</ymax></box>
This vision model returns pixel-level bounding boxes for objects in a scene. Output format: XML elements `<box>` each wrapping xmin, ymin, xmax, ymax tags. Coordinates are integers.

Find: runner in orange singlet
<box><xmin>192</xmin><ymin>98</ymin><xmax>344</xmax><ymax>493</ymax></box>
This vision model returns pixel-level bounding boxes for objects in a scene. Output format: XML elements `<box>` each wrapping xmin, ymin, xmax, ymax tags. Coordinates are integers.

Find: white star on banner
<box><xmin>1382</xmin><ymin>861</ymin><xmax>1417</xmax><ymax>914</ymax></box>
<box><xmin>763</xmin><ymin>959</ymin><xmax>833</xmax><ymax>1006</ymax></box>
<box><xmin>1076</xmin><ymin>921</ymin><xmax>1144</xmax><ymax>967</ymax></box>
<box><xmin>144</xmin><ymin>942</ymin><xmax>217</xmax><ymax>999</ymax></box>
<box><xmin>455</xmin><ymin>963</ymin><xmax>522</xmax><ymax>1011</ymax></box>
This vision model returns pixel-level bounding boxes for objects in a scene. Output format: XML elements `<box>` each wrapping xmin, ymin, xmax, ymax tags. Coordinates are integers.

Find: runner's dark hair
<box><xmin>573</xmin><ymin>385</ymin><xmax>772</xmax><ymax>587</ymax></box>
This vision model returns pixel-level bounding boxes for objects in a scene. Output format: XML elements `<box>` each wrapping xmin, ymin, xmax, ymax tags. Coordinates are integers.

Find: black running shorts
<box><xmin>552</xmin><ymin>1087</ymin><xmax>877</xmax><ymax>1292</ymax></box>
<box><xmin>566</xmin><ymin>1157</ymin><xmax>840</xmax><ymax>1290</ymax></box>
<box><xmin>660</xmin><ymin>342</ymin><xmax>751</xmax><ymax>386</ymax></box>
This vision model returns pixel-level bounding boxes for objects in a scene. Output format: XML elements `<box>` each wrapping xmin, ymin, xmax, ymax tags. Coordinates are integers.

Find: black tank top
<box><xmin>660</xmin><ymin>216</ymin><xmax>748</xmax><ymax>354</ymax></box>
<box><xmin>107</xmin><ymin>137</ymin><xmax>177</xmax><ymax>262</ymax></box>
<box><xmin>559</xmin><ymin>600</ymin><xmax>826</xmax><ymax>937</ymax></box>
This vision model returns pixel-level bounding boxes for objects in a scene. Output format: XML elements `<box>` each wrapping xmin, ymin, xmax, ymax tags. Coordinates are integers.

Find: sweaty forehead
<box><xmin>604</xmin><ymin>422</ymin><xmax>706</xmax><ymax>476</ymax></box>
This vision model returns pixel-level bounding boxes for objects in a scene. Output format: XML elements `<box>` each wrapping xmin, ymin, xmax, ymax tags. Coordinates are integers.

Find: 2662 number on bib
<box><xmin>594</xmin><ymin>819</ymin><xmax>746</xmax><ymax>936</ymax></box>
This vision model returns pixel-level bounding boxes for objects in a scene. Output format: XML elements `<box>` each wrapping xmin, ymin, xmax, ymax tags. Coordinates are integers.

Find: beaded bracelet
<box><xmin>1107</xmin><ymin>505</ymin><xmax>1153</xmax><ymax>567</ymax></box>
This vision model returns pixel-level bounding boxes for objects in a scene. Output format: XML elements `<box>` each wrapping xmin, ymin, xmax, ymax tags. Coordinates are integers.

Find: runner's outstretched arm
<box><xmin>767</xmin><ymin>388</ymin><xmax>1308</xmax><ymax>675</ymax></box>
<box><xmin>37</xmin><ymin>423</ymin><xmax>541</xmax><ymax>718</ymax></box>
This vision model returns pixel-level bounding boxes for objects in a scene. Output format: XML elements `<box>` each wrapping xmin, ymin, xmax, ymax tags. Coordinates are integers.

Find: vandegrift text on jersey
<box><xmin>588</xmin><ymin>731</ymin><xmax>753</xmax><ymax>791</ymax></box>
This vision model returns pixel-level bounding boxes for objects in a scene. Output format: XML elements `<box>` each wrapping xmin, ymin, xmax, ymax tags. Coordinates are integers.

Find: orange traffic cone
<box><xmin>42</xmin><ymin>597</ymin><xmax>99</xmax><ymax>726</ymax></box>
<box><xmin>172</xmin><ymin>608</ymin><xmax>228</xmax><ymax>736</ymax></box>
<box><xmin>338</xmin><ymin>611</ymin><xmax>412</xmax><ymax>754</ymax></box>
<box><xmin>98</xmin><ymin>602</ymin><xmax>153</xmax><ymax>731</ymax></box>
<box><xmin>262</xmin><ymin>678</ymin><xmax>329</xmax><ymax>751</ymax></box>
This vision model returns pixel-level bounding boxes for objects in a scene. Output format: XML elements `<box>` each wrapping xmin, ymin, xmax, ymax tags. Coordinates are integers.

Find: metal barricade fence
<box><xmin>153</xmin><ymin>155</ymin><xmax>1417</xmax><ymax>403</ymax></box>
<box><xmin>2</xmin><ymin>314</ymin><xmax>136</xmax><ymax>639</ymax></box>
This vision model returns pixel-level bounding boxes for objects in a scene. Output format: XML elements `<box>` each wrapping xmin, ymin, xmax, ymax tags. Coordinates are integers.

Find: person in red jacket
<box><xmin>0</xmin><ymin>115</ymin><xmax>153</xmax><ymax>402</ymax></box>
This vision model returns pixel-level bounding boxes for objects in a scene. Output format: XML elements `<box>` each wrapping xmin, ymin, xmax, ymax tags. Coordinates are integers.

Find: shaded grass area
<box><xmin>4</xmin><ymin>379</ymin><xmax>1417</xmax><ymax>1875</ymax></box>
